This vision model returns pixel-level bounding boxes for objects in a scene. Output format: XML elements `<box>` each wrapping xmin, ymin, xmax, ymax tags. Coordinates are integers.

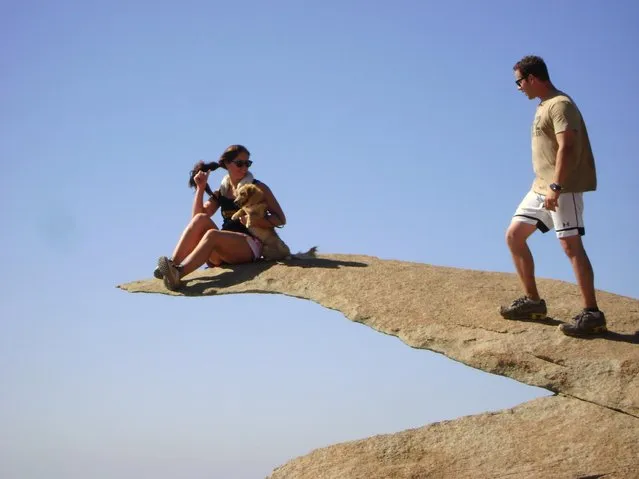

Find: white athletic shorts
<box><xmin>512</xmin><ymin>190</ymin><xmax>585</xmax><ymax>238</ymax></box>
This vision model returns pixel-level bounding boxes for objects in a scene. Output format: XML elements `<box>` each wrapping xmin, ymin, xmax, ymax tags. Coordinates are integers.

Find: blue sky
<box><xmin>1</xmin><ymin>1</ymin><xmax>638</xmax><ymax>478</ymax></box>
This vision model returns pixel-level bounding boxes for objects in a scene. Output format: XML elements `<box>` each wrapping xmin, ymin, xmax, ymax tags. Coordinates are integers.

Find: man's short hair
<box><xmin>513</xmin><ymin>55</ymin><xmax>550</xmax><ymax>82</ymax></box>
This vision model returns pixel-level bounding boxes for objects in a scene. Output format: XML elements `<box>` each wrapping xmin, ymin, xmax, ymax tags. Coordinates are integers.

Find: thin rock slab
<box><xmin>119</xmin><ymin>254</ymin><xmax>639</xmax><ymax>417</ymax></box>
<box><xmin>119</xmin><ymin>254</ymin><xmax>639</xmax><ymax>477</ymax></box>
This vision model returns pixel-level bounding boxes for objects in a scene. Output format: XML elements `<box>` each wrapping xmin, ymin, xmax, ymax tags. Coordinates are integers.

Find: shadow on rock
<box><xmin>181</xmin><ymin>261</ymin><xmax>275</xmax><ymax>295</ymax></box>
<box><xmin>528</xmin><ymin>316</ymin><xmax>563</xmax><ymax>327</ymax></box>
<box><xmin>277</xmin><ymin>257</ymin><xmax>369</xmax><ymax>269</ymax></box>
<box><xmin>572</xmin><ymin>330</ymin><xmax>639</xmax><ymax>344</ymax></box>
<box><xmin>525</xmin><ymin>318</ymin><xmax>638</xmax><ymax>344</ymax></box>
<box><xmin>180</xmin><ymin>257</ymin><xmax>369</xmax><ymax>295</ymax></box>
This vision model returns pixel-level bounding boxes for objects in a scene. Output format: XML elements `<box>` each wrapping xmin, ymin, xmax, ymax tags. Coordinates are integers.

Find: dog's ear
<box><xmin>250</xmin><ymin>187</ymin><xmax>263</xmax><ymax>204</ymax></box>
<box><xmin>248</xmin><ymin>185</ymin><xmax>263</xmax><ymax>200</ymax></box>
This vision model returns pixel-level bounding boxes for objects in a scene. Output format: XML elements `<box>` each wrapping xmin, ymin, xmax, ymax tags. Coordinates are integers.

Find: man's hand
<box><xmin>193</xmin><ymin>170</ymin><xmax>209</xmax><ymax>190</ymax></box>
<box><xmin>544</xmin><ymin>188</ymin><xmax>560</xmax><ymax>211</ymax></box>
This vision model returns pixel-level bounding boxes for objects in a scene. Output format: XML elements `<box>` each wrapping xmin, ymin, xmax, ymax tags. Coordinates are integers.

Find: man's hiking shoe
<box><xmin>157</xmin><ymin>256</ymin><xmax>182</xmax><ymax>291</ymax></box>
<box><xmin>559</xmin><ymin>310</ymin><xmax>607</xmax><ymax>337</ymax></box>
<box><xmin>500</xmin><ymin>296</ymin><xmax>547</xmax><ymax>320</ymax></box>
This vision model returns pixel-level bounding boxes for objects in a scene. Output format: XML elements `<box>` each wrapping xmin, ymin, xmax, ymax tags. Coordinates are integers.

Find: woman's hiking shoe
<box><xmin>500</xmin><ymin>296</ymin><xmax>547</xmax><ymax>320</ymax></box>
<box><xmin>559</xmin><ymin>310</ymin><xmax>607</xmax><ymax>337</ymax></box>
<box><xmin>154</xmin><ymin>258</ymin><xmax>175</xmax><ymax>279</ymax></box>
<box><xmin>153</xmin><ymin>266</ymin><xmax>164</xmax><ymax>279</ymax></box>
<box><xmin>157</xmin><ymin>256</ymin><xmax>182</xmax><ymax>291</ymax></box>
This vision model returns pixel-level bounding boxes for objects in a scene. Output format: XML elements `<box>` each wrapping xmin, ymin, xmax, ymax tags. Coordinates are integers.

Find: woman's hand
<box><xmin>193</xmin><ymin>170</ymin><xmax>209</xmax><ymax>190</ymax></box>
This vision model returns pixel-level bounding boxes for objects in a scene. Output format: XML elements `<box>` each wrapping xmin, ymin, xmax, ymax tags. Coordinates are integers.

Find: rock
<box><xmin>118</xmin><ymin>254</ymin><xmax>639</xmax><ymax>478</ymax></box>
<box><xmin>270</xmin><ymin>396</ymin><xmax>638</xmax><ymax>479</ymax></box>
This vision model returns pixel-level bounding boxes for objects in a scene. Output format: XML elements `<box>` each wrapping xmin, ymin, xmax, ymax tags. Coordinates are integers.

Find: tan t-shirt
<box><xmin>531</xmin><ymin>91</ymin><xmax>597</xmax><ymax>194</ymax></box>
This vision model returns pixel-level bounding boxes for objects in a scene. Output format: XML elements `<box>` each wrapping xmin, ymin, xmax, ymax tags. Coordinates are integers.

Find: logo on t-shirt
<box><xmin>532</xmin><ymin>115</ymin><xmax>543</xmax><ymax>137</ymax></box>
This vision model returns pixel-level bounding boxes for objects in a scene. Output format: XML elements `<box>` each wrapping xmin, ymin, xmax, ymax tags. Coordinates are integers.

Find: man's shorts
<box><xmin>512</xmin><ymin>190</ymin><xmax>585</xmax><ymax>238</ymax></box>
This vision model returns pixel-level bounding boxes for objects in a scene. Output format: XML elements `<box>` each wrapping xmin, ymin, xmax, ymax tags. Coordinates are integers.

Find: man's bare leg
<box><xmin>505</xmin><ymin>221</ymin><xmax>541</xmax><ymax>300</ymax></box>
<box><xmin>559</xmin><ymin>235</ymin><xmax>598</xmax><ymax>309</ymax></box>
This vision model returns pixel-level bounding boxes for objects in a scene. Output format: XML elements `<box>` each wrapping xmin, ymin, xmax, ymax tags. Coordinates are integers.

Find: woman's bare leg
<box><xmin>180</xmin><ymin>231</ymin><xmax>254</xmax><ymax>276</ymax></box>
<box><xmin>171</xmin><ymin>213</ymin><xmax>218</xmax><ymax>264</ymax></box>
<box><xmin>213</xmin><ymin>232</ymin><xmax>256</xmax><ymax>265</ymax></box>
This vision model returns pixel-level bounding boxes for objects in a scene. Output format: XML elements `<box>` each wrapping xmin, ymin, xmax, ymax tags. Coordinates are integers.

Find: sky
<box><xmin>1</xmin><ymin>1</ymin><xmax>638</xmax><ymax>478</ymax></box>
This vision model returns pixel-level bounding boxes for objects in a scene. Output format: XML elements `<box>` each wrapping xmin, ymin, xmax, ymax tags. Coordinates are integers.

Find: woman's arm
<box><xmin>245</xmin><ymin>182</ymin><xmax>286</xmax><ymax>229</ymax></box>
<box><xmin>191</xmin><ymin>171</ymin><xmax>219</xmax><ymax>217</ymax></box>
<box><xmin>199</xmin><ymin>193</ymin><xmax>219</xmax><ymax>217</ymax></box>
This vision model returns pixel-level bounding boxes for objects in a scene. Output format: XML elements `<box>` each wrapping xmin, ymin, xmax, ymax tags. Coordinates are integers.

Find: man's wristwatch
<box><xmin>549</xmin><ymin>183</ymin><xmax>563</xmax><ymax>192</ymax></box>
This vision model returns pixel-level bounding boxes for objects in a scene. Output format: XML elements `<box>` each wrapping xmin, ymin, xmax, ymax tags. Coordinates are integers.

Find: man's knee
<box><xmin>559</xmin><ymin>236</ymin><xmax>585</xmax><ymax>258</ymax></box>
<box><xmin>506</xmin><ymin>222</ymin><xmax>533</xmax><ymax>249</ymax></box>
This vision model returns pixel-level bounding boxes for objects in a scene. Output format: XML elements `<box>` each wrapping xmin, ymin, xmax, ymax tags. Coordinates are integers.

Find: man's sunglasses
<box><xmin>231</xmin><ymin>160</ymin><xmax>253</xmax><ymax>168</ymax></box>
<box><xmin>515</xmin><ymin>75</ymin><xmax>529</xmax><ymax>87</ymax></box>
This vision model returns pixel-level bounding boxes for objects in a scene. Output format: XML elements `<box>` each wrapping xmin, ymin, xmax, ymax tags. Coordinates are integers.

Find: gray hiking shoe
<box><xmin>500</xmin><ymin>296</ymin><xmax>547</xmax><ymax>320</ymax></box>
<box><xmin>153</xmin><ymin>266</ymin><xmax>163</xmax><ymax>279</ymax></box>
<box><xmin>559</xmin><ymin>310</ymin><xmax>607</xmax><ymax>337</ymax></box>
<box><xmin>157</xmin><ymin>256</ymin><xmax>182</xmax><ymax>291</ymax></box>
<box><xmin>154</xmin><ymin>258</ymin><xmax>174</xmax><ymax>279</ymax></box>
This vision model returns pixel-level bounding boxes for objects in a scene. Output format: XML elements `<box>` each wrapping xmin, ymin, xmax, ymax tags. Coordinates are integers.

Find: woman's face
<box><xmin>226</xmin><ymin>151</ymin><xmax>252</xmax><ymax>181</ymax></box>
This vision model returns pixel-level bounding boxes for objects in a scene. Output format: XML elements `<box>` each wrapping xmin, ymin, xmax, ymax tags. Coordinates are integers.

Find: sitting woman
<box><xmin>156</xmin><ymin>144</ymin><xmax>286</xmax><ymax>291</ymax></box>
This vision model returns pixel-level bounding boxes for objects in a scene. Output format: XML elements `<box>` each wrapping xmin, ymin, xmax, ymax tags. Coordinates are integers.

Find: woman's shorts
<box><xmin>245</xmin><ymin>235</ymin><xmax>263</xmax><ymax>260</ymax></box>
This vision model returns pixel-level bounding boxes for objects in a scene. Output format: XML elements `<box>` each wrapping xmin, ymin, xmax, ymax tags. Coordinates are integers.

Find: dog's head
<box><xmin>234</xmin><ymin>183</ymin><xmax>265</xmax><ymax>208</ymax></box>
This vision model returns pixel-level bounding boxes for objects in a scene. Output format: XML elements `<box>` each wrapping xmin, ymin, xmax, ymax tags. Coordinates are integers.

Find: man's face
<box><xmin>514</xmin><ymin>69</ymin><xmax>535</xmax><ymax>99</ymax></box>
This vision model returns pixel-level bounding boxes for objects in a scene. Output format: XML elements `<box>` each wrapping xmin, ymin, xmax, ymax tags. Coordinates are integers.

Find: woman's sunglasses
<box><xmin>231</xmin><ymin>159</ymin><xmax>253</xmax><ymax>168</ymax></box>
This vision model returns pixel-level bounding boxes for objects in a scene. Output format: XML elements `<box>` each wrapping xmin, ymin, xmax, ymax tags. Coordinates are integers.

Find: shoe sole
<box><xmin>559</xmin><ymin>324</ymin><xmax>608</xmax><ymax>337</ymax></box>
<box><xmin>501</xmin><ymin>311</ymin><xmax>547</xmax><ymax>321</ymax></box>
<box><xmin>157</xmin><ymin>257</ymin><xmax>181</xmax><ymax>290</ymax></box>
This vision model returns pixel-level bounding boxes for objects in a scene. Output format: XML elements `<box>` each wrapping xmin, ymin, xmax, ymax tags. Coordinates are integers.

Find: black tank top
<box><xmin>212</xmin><ymin>179</ymin><xmax>261</xmax><ymax>235</ymax></box>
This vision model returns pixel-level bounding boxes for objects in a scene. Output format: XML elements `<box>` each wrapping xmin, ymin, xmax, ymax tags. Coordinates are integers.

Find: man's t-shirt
<box><xmin>531</xmin><ymin>91</ymin><xmax>597</xmax><ymax>194</ymax></box>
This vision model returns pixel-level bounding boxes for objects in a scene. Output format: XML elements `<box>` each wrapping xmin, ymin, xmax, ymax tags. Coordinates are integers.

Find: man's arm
<box><xmin>544</xmin><ymin>101</ymin><xmax>579</xmax><ymax>211</ymax></box>
<box><xmin>553</xmin><ymin>128</ymin><xmax>576</xmax><ymax>187</ymax></box>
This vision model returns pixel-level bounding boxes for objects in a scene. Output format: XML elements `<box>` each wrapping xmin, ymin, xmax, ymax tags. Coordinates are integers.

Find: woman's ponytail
<box><xmin>188</xmin><ymin>160</ymin><xmax>219</xmax><ymax>197</ymax></box>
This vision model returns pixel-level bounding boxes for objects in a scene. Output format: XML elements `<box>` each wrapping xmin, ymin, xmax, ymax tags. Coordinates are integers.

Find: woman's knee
<box><xmin>201</xmin><ymin>228</ymin><xmax>221</xmax><ymax>244</ymax></box>
<box><xmin>193</xmin><ymin>213</ymin><xmax>210</xmax><ymax>226</ymax></box>
<box><xmin>188</xmin><ymin>213</ymin><xmax>213</xmax><ymax>232</ymax></box>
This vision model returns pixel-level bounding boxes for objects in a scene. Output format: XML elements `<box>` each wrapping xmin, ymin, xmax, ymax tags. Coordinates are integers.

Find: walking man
<box><xmin>500</xmin><ymin>55</ymin><xmax>607</xmax><ymax>337</ymax></box>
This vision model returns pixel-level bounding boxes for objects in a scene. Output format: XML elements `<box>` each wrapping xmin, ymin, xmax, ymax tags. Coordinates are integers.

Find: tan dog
<box><xmin>231</xmin><ymin>183</ymin><xmax>292</xmax><ymax>261</ymax></box>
